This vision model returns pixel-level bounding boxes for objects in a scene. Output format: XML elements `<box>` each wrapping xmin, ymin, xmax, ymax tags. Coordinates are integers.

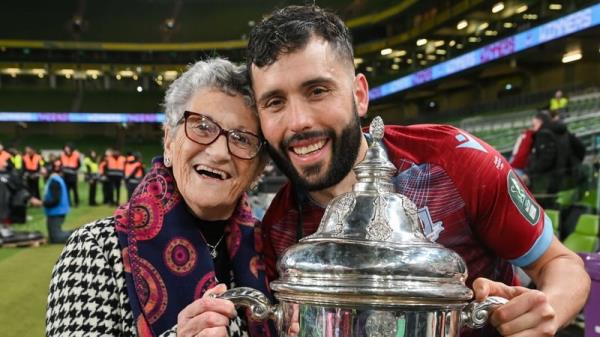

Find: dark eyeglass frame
<box><xmin>180</xmin><ymin>110</ymin><xmax>264</xmax><ymax>160</ymax></box>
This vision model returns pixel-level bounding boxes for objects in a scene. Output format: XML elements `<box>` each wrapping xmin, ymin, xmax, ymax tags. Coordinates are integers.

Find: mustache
<box><xmin>281</xmin><ymin>130</ymin><xmax>333</xmax><ymax>149</ymax></box>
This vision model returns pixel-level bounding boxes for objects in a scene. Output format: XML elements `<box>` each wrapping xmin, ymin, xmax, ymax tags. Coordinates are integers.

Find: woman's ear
<box><xmin>163</xmin><ymin>128</ymin><xmax>172</xmax><ymax>160</ymax></box>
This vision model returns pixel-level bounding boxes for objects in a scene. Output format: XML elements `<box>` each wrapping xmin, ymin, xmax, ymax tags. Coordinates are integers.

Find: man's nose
<box><xmin>286</xmin><ymin>99</ymin><xmax>312</xmax><ymax>133</ymax></box>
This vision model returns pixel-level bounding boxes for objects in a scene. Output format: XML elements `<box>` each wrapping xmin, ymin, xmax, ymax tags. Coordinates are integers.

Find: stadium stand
<box><xmin>563</xmin><ymin>214</ymin><xmax>600</xmax><ymax>253</ymax></box>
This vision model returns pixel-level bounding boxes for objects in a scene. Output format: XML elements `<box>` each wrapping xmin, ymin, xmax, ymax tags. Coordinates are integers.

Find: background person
<box><xmin>549</xmin><ymin>90</ymin><xmax>568</xmax><ymax>119</ymax></box>
<box><xmin>0</xmin><ymin>143</ymin><xmax>12</xmax><ymax>169</ymax></box>
<box><xmin>46</xmin><ymin>58</ymin><xmax>273</xmax><ymax>337</ymax></box>
<box><xmin>0</xmin><ymin>159</ymin><xmax>43</xmax><ymax>246</ymax></box>
<box><xmin>83</xmin><ymin>150</ymin><xmax>99</xmax><ymax>206</ymax></box>
<box><xmin>98</xmin><ymin>150</ymin><xmax>111</xmax><ymax>204</ymax></box>
<box><xmin>43</xmin><ymin>160</ymin><xmax>72</xmax><ymax>244</ymax></box>
<box><xmin>22</xmin><ymin>145</ymin><xmax>44</xmax><ymax>199</ymax></box>
<box><xmin>247</xmin><ymin>5</ymin><xmax>590</xmax><ymax>337</ymax></box>
<box><xmin>525</xmin><ymin>111</ymin><xmax>582</xmax><ymax>201</ymax></box>
<box><xmin>124</xmin><ymin>151</ymin><xmax>145</xmax><ymax>200</ymax></box>
<box><xmin>105</xmin><ymin>148</ymin><xmax>126</xmax><ymax>205</ymax></box>
<box><xmin>509</xmin><ymin>117</ymin><xmax>537</xmax><ymax>184</ymax></box>
<box><xmin>60</xmin><ymin>143</ymin><xmax>81</xmax><ymax>207</ymax></box>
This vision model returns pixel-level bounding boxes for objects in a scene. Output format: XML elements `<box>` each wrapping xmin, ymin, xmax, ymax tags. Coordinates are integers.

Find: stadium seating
<box><xmin>546</xmin><ymin>209</ymin><xmax>560</xmax><ymax>236</ymax></box>
<box><xmin>563</xmin><ymin>214</ymin><xmax>599</xmax><ymax>253</ymax></box>
<box><xmin>463</xmin><ymin>88</ymin><xmax>600</xmax><ymax>155</ymax></box>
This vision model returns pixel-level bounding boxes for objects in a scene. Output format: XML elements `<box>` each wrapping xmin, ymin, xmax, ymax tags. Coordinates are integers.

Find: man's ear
<box><xmin>353</xmin><ymin>73</ymin><xmax>369</xmax><ymax>118</ymax></box>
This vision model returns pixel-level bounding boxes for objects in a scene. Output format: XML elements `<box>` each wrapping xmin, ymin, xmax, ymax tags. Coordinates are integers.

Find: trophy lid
<box><xmin>270</xmin><ymin>117</ymin><xmax>472</xmax><ymax>308</ymax></box>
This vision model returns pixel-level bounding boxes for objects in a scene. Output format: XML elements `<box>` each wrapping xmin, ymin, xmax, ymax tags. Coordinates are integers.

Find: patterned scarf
<box><xmin>115</xmin><ymin>158</ymin><xmax>274</xmax><ymax>337</ymax></box>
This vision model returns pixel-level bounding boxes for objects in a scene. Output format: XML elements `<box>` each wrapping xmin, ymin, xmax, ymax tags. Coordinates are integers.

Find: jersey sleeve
<box><xmin>260</xmin><ymin>183</ymin><xmax>294</xmax><ymax>282</ymax></box>
<box><xmin>445</xmin><ymin>130</ymin><xmax>554</xmax><ymax>267</ymax></box>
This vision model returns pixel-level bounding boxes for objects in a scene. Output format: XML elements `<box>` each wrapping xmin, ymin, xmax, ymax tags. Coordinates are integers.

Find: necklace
<box><xmin>205</xmin><ymin>234</ymin><xmax>225</xmax><ymax>259</ymax></box>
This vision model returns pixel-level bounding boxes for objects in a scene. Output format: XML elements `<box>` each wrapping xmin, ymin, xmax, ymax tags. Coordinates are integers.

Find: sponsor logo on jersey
<box><xmin>507</xmin><ymin>170</ymin><xmax>540</xmax><ymax>225</ymax></box>
<box><xmin>455</xmin><ymin>133</ymin><xmax>488</xmax><ymax>153</ymax></box>
<box><xmin>418</xmin><ymin>206</ymin><xmax>444</xmax><ymax>241</ymax></box>
<box><xmin>494</xmin><ymin>155</ymin><xmax>504</xmax><ymax>170</ymax></box>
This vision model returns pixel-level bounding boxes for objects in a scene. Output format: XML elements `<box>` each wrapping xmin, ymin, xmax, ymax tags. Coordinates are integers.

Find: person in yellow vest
<box><xmin>83</xmin><ymin>150</ymin><xmax>99</xmax><ymax>206</ymax></box>
<box><xmin>549</xmin><ymin>90</ymin><xmax>568</xmax><ymax>119</ymax></box>
<box><xmin>106</xmin><ymin>148</ymin><xmax>126</xmax><ymax>206</ymax></box>
<box><xmin>0</xmin><ymin>143</ymin><xmax>12</xmax><ymax>170</ymax></box>
<box><xmin>124</xmin><ymin>152</ymin><xmax>145</xmax><ymax>200</ymax></box>
<box><xmin>23</xmin><ymin>146</ymin><xmax>44</xmax><ymax>199</ymax></box>
<box><xmin>60</xmin><ymin>143</ymin><xmax>81</xmax><ymax>207</ymax></box>
<box><xmin>9</xmin><ymin>148</ymin><xmax>23</xmax><ymax>175</ymax></box>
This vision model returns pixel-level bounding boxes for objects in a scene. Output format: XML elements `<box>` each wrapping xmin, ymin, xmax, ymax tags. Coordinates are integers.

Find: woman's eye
<box><xmin>193</xmin><ymin>121</ymin><xmax>216</xmax><ymax>135</ymax></box>
<box><xmin>231</xmin><ymin>133</ymin><xmax>253</xmax><ymax>148</ymax></box>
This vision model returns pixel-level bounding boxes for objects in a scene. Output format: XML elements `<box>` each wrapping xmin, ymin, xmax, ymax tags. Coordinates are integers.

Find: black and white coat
<box><xmin>46</xmin><ymin>217</ymin><xmax>245</xmax><ymax>337</ymax></box>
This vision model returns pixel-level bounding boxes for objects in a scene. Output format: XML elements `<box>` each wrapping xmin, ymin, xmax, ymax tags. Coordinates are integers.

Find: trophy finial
<box><xmin>370</xmin><ymin>116</ymin><xmax>384</xmax><ymax>143</ymax></box>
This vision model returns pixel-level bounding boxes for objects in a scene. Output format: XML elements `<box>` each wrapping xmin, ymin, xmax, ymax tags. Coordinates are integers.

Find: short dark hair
<box><xmin>534</xmin><ymin>110</ymin><xmax>551</xmax><ymax>125</ymax></box>
<box><xmin>247</xmin><ymin>5</ymin><xmax>354</xmax><ymax>73</ymax></box>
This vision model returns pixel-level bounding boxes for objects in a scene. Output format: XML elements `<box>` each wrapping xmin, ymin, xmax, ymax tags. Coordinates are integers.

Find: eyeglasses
<box><xmin>181</xmin><ymin>111</ymin><xmax>264</xmax><ymax>160</ymax></box>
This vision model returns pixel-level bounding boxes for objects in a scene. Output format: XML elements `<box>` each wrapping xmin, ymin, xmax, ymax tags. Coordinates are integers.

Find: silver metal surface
<box><xmin>273</xmin><ymin>116</ymin><xmax>472</xmax><ymax>305</ymax></box>
<box><xmin>461</xmin><ymin>296</ymin><xmax>509</xmax><ymax>329</ymax></box>
<box><xmin>273</xmin><ymin>302</ymin><xmax>463</xmax><ymax>337</ymax></box>
<box><xmin>220</xmin><ymin>117</ymin><xmax>507</xmax><ymax>337</ymax></box>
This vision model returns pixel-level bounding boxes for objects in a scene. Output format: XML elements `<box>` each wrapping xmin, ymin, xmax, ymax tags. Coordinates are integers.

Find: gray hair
<box><xmin>162</xmin><ymin>58</ymin><xmax>254</xmax><ymax>130</ymax></box>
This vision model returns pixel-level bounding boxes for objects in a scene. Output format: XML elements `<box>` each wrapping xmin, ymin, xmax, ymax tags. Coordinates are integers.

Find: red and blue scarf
<box><xmin>115</xmin><ymin>158</ymin><xmax>274</xmax><ymax>337</ymax></box>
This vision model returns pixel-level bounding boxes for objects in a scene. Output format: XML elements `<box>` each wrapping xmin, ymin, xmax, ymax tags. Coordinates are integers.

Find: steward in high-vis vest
<box><xmin>98</xmin><ymin>154</ymin><xmax>111</xmax><ymax>205</ymax></box>
<box><xmin>83</xmin><ymin>150</ymin><xmax>99</xmax><ymax>206</ymax></box>
<box><xmin>0</xmin><ymin>144</ymin><xmax>12</xmax><ymax>169</ymax></box>
<box><xmin>106</xmin><ymin>149</ymin><xmax>126</xmax><ymax>206</ymax></box>
<box><xmin>549</xmin><ymin>90</ymin><xmax>568</xmax><ymax>119</ymax></box>
<box><xmin>23</xmin><ymin>146</ymin><xmax>44</xmax><ymax>199</ymax></box>
<box><xmin>124</xmin><ymin>152</ymin><xmax>145</xmax><ymax>200</ymax></box>
<box><xmin>60</xmin><ymin>144</ymin><xmax>81</xmax><ymax>207</ymax></box>
<box><xmin>10</xmin><ymin>149</ymin><xmax>23</xmax><ymax>174</ymax></box>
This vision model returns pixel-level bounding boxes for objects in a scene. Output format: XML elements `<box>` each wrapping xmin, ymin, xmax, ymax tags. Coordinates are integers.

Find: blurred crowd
<box><xmin>0</xmin><ymin>142</ymin><xmax>146</xmax><ymax>245</ymax></box>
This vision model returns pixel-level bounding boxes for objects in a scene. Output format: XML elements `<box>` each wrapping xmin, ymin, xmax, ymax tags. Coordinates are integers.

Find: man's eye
<box><xmin>311</xmin><ymin>87</ymin><xmax>329</xmax><ymax>96</ymax></box>
<box><xmin>265</xmin><ymin>98</ymin><xmax>283</xmax><ymax>109</ymax></box>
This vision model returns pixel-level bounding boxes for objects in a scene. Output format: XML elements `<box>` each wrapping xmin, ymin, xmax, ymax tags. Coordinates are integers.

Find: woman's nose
<box><xmin>204</xmin><ymin>133</ymin><xmax>231</xmax><ymax>160</ymax></box>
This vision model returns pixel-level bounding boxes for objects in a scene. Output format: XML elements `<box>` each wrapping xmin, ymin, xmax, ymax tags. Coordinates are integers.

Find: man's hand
<box><xmin>176</xmin><ymin>284</ymin><xmax>237</xmax><ymax>337</ymax></box>
<box><xmin>473</xmin><ymin>278</ymin><xmax>557</xmax><ymax>336</ymax></box>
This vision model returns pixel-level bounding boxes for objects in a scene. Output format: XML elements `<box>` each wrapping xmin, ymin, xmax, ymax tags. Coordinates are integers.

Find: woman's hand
<box><xmin>176</xmin><ymin>284</ymin><xmax>237</xmax><ymax>337</ymax></box>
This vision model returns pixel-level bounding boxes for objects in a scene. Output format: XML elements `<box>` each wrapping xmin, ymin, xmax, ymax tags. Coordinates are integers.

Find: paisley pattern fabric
<box><xmin>115</xmin><ymin>158</ymin><xmax>273</xmax><ymax>337</ymax></box>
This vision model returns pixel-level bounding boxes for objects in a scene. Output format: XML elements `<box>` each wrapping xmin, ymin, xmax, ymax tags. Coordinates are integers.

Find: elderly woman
<box><xmin>46</xmin><ymin>58</ymin><xmax>274</xmax><ymax>337</ymax></box>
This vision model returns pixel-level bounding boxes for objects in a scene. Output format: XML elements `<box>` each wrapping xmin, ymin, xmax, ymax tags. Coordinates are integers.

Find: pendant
<box><xmin>210</xmin><ymin>249</ymin><xmax>218</xmax><ymax>259</ymax></box>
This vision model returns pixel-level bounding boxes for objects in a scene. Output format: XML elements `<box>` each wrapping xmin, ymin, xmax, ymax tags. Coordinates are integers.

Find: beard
<box><xmin>267</xmin><ymin>102</ymin><xmax>363</xmax><ymax>192</ymax></box>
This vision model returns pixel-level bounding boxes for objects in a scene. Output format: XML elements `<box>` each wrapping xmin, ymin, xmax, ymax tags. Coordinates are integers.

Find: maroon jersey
<box><xmin>261</xmin><ymin>125</ymin><xmax>553</xmax><ymax>336</ymax></box>
<box><xmin>510</xmin><ymin>129</ymin><xmax>535</xmax><ymax>170</ymax></box>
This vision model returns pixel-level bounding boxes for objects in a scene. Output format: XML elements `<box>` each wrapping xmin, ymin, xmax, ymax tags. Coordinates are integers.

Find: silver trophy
<box><xmin>219</xmin><ymin>117</ymin><xmax>507</xmax><ymax>337</ymax></box>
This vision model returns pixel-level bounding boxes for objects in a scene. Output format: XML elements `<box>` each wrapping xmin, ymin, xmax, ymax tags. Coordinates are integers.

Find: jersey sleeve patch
<box><xmin>509</xmin><ymin>213</ymin><xmax>554</xmax><ymax>267</ymax></box>
<box><xmin>507</xmin><ymin>170</ymin><xmax>540</xmax><ymax>225</ymax></box>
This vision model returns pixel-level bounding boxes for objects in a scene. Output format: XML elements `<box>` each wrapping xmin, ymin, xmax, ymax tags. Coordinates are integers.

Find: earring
<box><xmin>164</xmin><ymin>156</ymin><xmax>172</xmax><ymax>167</ymax></box>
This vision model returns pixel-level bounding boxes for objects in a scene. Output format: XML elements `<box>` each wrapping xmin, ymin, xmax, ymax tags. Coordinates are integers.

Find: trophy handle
<box><xmin>461</xmin><ymin>296</ymin><xmax>509</xmax><ymax>329</ymax></box>
<box><xmin>215</xmin><ymin>287</ymin><xmax>282</xmax><ymax>324</ymax></box>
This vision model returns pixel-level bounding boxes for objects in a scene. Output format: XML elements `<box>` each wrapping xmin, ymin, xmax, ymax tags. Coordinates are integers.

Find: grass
<box><xmin>0</xmin><ymin>182</ymin><xmax>120</xmax><ymax>337</ymax></box>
